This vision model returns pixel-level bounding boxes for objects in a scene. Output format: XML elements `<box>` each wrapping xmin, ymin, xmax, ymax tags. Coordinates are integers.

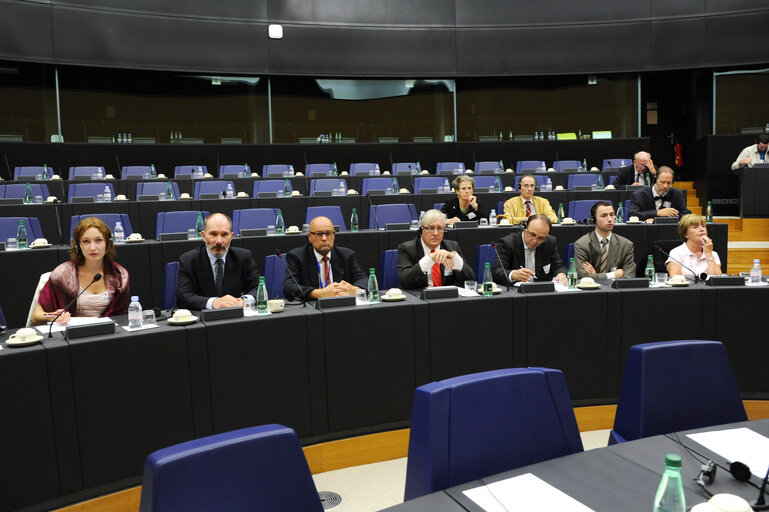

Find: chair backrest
<box><xmin>305</xmin><ymin>163</ymin><xmax>334</xmax><ymax>177</ymax></box>
<box><xmin>262</xmin><ymin>164</ymin><xmax>294</xmax><ymax>177</ymax></box>
<box><xmin>232</xmin><ymin>208</ymin><xmax>280</xmax><ymax>234</ymax></box>
<box><xmin>651</xmin><ymin>239</ymin><xmax>681</xmax><ymax>273</ymax></box>
<box><xmin>349</xmin><ymin>163</ymin><xmax>381</xmax><ymax>176</ymax></box>
<box><xmin>379</xmin><ymin>249</ymin><xmax>399</xmax><ymax>289</ymax></box>
<box><xmin>514</xmin><ymin>174</ymin><xmax>549</xmax><ymax>190</ymax></box>
<box><xmin>67</xmin><ymin>183</ymin><xmax>116</xmax><ymax>201</ymax></box>
<box><xmin>219</xmin><ymin>164</ymin><xmax>250</xmax><ymax>178</ymax></box>
<box><xmin>602</xmin><ymin>158</ymin><xmax>630</xmax><ymax>170</ymax></box>
<box><xmin>404</xmin><ymin>367</ymin><xmax>583</xmax><ymax>500</ymax></box>
<box><xmin>361</xmin><ymin>177</ymin><xmax>397</xmax><ymax>195</ymax></box>
<box><xmin>136</xmin><ymin>182</ymin><xmax>180</xmax><ymax>200</ymax></box>
<box><xmin>474</xmin><ymin>244</ymin><xmax>495</xmax><ymax>281</ymax></box>
<box><xmin>368</xmin><ymin>204</ymin><xmax>417</xmax><ymax>229</ymax></box>
<box><xmin>516</xmin><ymin>160</ymin><xmax>546</xmax><ymax>173</ymax></box>
<box><xmin>69</xmin><ymin>214</ymin><xmax>133</xmax><ymax>239</ymax></box>
<box><xmin>122</xmin><ymin>166</ymin><xmax>153</xmax><ymax>179</ymax></box>
<box><xmin>161</xmin><ymin>262</ymin><xmax>178</xmax><ymax>311</ymax></box>
<box><xmin>156</xmin><ymin>211</ymin><xmax>208</xmax><ymax>238</ymax></box>
<box><xmin>261</xmin><ymin>254</ymin><xmax>287</xmax><ymax>299</ymax></box>
<box><xmin>139</xmin><ymin>424</ymin><xmax>323</xmax><ymax>512</ymax></box>
<box><xmin>413</xmin><ymin>177</ymin><xmax>446</xmax><ymax>194</ymax></box>
<box><xmin>13</xmin><ymin>166</ymin><xmax>46</xmax><ymax>180</ymax></box>
<box><xmin>69</xmin><ymin>166</ymin><xmax>106</xmax><ymax>179</ymax></box>
<box><xmin>553</xmin><ymin>160</ymin><xmax>582</xmax><ymax>172</ymax></box>
<box><xmin>309</xmin><ymin>179</ymin><xmax>345</xmax><ymax>196</ymax></box>
<box><xmin>0</xmin><ymin>304</ymin><xmax>6</xmax><ymax>328</ymax></box>
<box><xmin>563</xmin><ymin>242</ymin><xmax>575</xmax><ymax>268</ymax></box>
<box><xmin>0</xmin><ymin>217</ymin><xmax>44</xmax><ymax>241</ymax></box>
<box><xmin>566</xmin><ymin>174</ymin><xmax>599</xmax><ymax>190</ymax></box>
<box><xmin>433</xmin><ymin>203</ymin><xmax>444</xmax><ymax>211</ymax></box>
<box><xmin>0</xmin><ymin>183</ymin><xmax>50</xmax><ymax>199</ymax></box>
<box><xmin>194</xmin><ymin>180</ymin><xmax>234</xmax><ymax>199</ymax></box>
<box><xmin>436</xmin><ymin>162</ymin><xmax>465</xmax><ymax>175</ymax></box>
<box><xmin>305</xmin><ymin>206</ymin><xmax>346</xmax><ymax>231</ymax></box>
<box><xmin>392</xmin><ymin>162</ymin><xmax>419</xmax><ymax>175</ymax></box>
<box><xmin>622</xmin><ymin>199</ymin><xmax>631</xmax><ymax>221</ymax></box>
<box><xmin>472</xmin><ymin>176</ymin><xmax>497</xmax><ymax>191</ymax></box>
<box><xmin>567</xmin><ymin>200</ymin><xmax>600</xmax><ymax>223</ymax></box>
<box><xmin>610</xmin><ymin>340</ymin><xmax>747</xmax><ymax>444</ymax></box>
<box><xmin>26</xmin><ymin>272</ymin><xmax>51</xmax><ymax>327</ymax></box>
<box><xmin>474</xmin><ymin>161</ymin><xmax>503</xmax><ymax>174</ymax></box>
<box><xmin>253</xmin><ymin>180</ymin><xmax>290</xmax><ymax>197</ymax></box>
<box><xmin>174</xmin><ymin>165</ymin><xmax>207</xmax><ymax>177</ymax></box>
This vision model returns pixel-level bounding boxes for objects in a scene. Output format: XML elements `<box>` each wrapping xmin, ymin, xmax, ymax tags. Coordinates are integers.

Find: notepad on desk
<box><xmin>687</xmin><ymin>427</ymin><xmax>769</xmax><ymax>479</ymax></box>
<box><xmin>463</xmin><ymin>473</ymin><xmax>595</xmax><ymax>512</ymax></box>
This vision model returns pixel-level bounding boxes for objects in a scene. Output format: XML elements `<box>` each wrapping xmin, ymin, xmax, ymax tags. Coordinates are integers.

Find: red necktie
<box><xmin>322</xmin><ymin>256</ymin><xmax>330</xmax><ymax>287</ymax></box>
<box><xmin>431</xmin><ymin>249</ymin><xmax>442</xmax><ymax>287</ymax></box>
<box><xmin>525</xmin><ymin>200</ymin><xmax>532</xmax><ymax>217</ymax></box>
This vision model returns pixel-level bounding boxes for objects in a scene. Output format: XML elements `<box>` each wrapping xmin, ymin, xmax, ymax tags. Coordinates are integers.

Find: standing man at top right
<box><xmin>732</xmin><ymin>134</ymin><xmax>769</xmax><ymax>171</ymax></box>
<box><xmin>614</xmin><ymin>151</ymin><xmax>657</xmax><ymax>187</ymax></box>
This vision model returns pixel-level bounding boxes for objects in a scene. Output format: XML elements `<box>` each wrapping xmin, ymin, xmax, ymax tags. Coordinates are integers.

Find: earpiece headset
<box><xmin>73</xmin><ymin>226</ymin><xmax>114</xmax><ymax>255</ymax></box>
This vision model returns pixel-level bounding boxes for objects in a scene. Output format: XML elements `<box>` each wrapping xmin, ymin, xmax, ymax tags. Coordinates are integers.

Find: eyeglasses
<box><xmin>309</xmin><ymin>231</ymin><xmax>335</xmax><ymax>238</ymax></box>
<box><xmin>422</xmin><ymin>226</ymin><xmax>445</xmax><ymax>233</ymax></box>
<box><xmin>524</xmin><ymin>230</ymin><xmax>548</xmax><ymax>242</ymax></box>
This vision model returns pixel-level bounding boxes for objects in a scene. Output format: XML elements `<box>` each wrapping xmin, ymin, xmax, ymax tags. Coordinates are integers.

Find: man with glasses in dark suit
<box><xmin>492</xmin><ymin>214</ymin><xmax>567</xmax><ymax>285</ymax></box>
<box><xmin>283</xmin><ymin>215</ymin><xmax>368</xmax><ymax>300</ymax></box>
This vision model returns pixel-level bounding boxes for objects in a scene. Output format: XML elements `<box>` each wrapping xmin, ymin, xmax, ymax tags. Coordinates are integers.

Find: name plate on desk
<box><xmin>314</xmin><ymin>190</ymin><xmax>333</xmax><ymax>197</ymax></box>
<box><xmin>573</xmin><ymin>186</ymin><xmax>594</xmax><ymax>191</ymax></box>
<box><xmin>420</xmin><ymin>286</ymin><xmax>459</xmax><ymax>300</ymax></box>
<box><xmin>625</xmin><ymin>185</ymin><xmax>644</xmax><ymax>191</ymax></box>
<box><xmin>420</xmin><ymin>188</ymin><xmax>438</xmax><ymax>195</ymax></box>
<box><xmin>517</xmin><ymin>282</ymin><xmax>555</xmax><ymax>293</ymax></box>
<box><xmin>654</xmin><ymin>217</ymin><xmax>678</xmax><ymax>224</ymax></box>
<box><xmin>240</xmin><ymin>228</ymin><xmax>267</xmax><ymax>237</ymax></box>
<box><xmin>385</xmin><ymin>223</ymin><xmax>410</xmax><ymax>231</ymax></box>
<box><xmin>159</xmin><ymin>232</ymin><xmax>189</xmax><ymax>241</ymax></box>
<box><xmin>257</xmin><ymin>192</ymin><xmax>278</xmax><ymax>198</ymax></box>
<box><xmin>71</xmin><ymin>196</ymin><xmax>95</xmax><ymax>203</ymax></box>
<box><xmin>315</xmin><ymin>296</ymin><xmax>355</xmax><ymax>310</ymax></box>
<box><xmin>611</xmin><ymin>278</ymin><xmax>649</xmax><ymax>289</ymax></box>
<box><xmin>706</xmin><ymin>276</ymin><xmax>745</xmax><ymax>287</ymax></box>
<box><xmin>138</xmin><ymin>195</ymin><xmax>160</xmax><ymax>201</ymax></box>
<box><xmin>65</xmin><ymin>320</ymin><xmax>115</xmax><ymax>340</ymax></box>
<box><xmin>200</xmin><ymin>306</ymin><xmax>244</xmax><ymax>321</ymax></box>
<box><xmin>199</xmin><ymin>193</ymin><xmax>220</xmax><ymax>200</ymax></box>
<box><xmin>368</xmin><ymin>189</ymin><xmax>386</xmax><ymax>196</ymax></box>
<box><xmin>0</xmin><ymin>198</ymin><xmax>23</xmax><ymax>205</ymax></box>
<box><xmin>453</xmin><ymin>221</ymin><xmax>478</xmax><ymax>229</ymax></box>
<box><xmin>126</xmin><ymin>175</ymin><xmax>143</xmax><ymax>180</ymax></box>
<box><xmin>72</xmin><ymin>175</ymin><xmax>92</xmax><ymax>181</ymax></box>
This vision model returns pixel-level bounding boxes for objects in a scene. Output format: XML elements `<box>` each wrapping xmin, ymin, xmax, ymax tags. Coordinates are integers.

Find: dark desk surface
<box><xmin>384</xmin><ymin>418</ymin><xmax>769</xmax><ymax>512</ymax></box>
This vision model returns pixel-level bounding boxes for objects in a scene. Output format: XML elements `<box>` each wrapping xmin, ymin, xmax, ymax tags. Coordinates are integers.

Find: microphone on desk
<box><xmin>753</xmin><ymin>463</ymin><xmax>769</xmax><ymax>511</ymax></box>
<box><xmin>274</xmin><ymin>249</ymin><xmax>307</xmax><ymax>307</ymax></box>
<box><xmin>367</xmin><ymin>195</ymin><xmax>382</xmax><ymax>230</ymax></box>
<box><xmin>47</xmin><ymin>273</ymin><xmax>102</xmax><ymax>338</ymax></box>
<box><xmin>655</xmin><ymin>246</ymin><xmax>707</xmax><ymax>283</ymax></box>
<box><xmin>491</xmin><ymin>243</ymin><xmax>511</xmax><ymax>291</ymax></box>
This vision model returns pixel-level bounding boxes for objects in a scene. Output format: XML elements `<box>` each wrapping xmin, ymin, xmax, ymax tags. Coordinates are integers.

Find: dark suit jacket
<box><xmin>628</xmin><ymin>186</ymin><xmax>690</xmax><ymax>221</ymax></box>
<box><xmin>176</xmin><ymin>245</ymin><xmax>260</xmax><ymax>310</ymax></box>
<box><xmin>574</xmin><ymin>231</ymin><xmax>637</xmax><ymax>279</ymax></box>
<box><xmin>397</xmin><ymin>237</ymin><xmax>475</xmax><ymax>289</ymax></box>
<box><xmin>283</xmin><ymin>243</ymin><xmax>368</xmax><ymax>300</ymax></box>
<box><xmin>613</xmin><ymin>165</ymin><xmax>655</xmax><ymax>187</ymax></box>
<box><xmin>492</xmin><ymin>232</ymin><xmax>567</xmax><ymax>285</ymax></box>
<box><xmin>440</xmin><ymin>197</ymin><xmax>488</xmax><ymax>223</ymax></box>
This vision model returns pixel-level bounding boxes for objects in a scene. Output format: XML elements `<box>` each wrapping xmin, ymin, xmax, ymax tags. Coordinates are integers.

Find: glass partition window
<box><xmin>714</xmin><ymin>69</ymin><xmax>769</xmax><ymax>134</ymax></box>
<box><xmin>0</xmin><ymin>61</ymin><xmax>57</xmax><ymax>142</ymax></box>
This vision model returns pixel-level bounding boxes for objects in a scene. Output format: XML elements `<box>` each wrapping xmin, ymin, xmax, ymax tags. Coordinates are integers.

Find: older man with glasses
<box><xmin>492</xmin><ymin>213</ymin><xmax>567</xmax><ymax>285</ymax></box>
<box><xmin>283</xmin><ymin>215</ymin><xmax>368</xmax><ymax>300</ymax></box>
<box><xmin>396</xmin><ymin>209</ymin><xmax>475</xmax><ymax>289</ymax></box>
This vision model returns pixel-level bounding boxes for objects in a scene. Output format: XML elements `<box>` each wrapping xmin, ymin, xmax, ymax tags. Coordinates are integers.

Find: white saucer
<box><xmin>382</xmin><ymin>295</ymin><xmax>406</xmax><ymax>302</ymax></box>
<box><xmin>6</xmin><ymin>335</ymin><xmax>43</xmax><ymax>347</ymax></box>
<box><xmin>577</xmin><ymin>284</ymin><xmax>601</xmax><ymax>290</ymax></box>
<box><xmin>30</xmin><ymin>244</ymin><xmax>52</xmax><ymax>249</ymax></box>
<box><xmin>167</xmin><ymin>316</ymin><xmax>198</xmax><ymax>325</ymax></box>
<box><xmin>124</xmin><ymin>238</ymin><xmax>145</xmax><ymax>243</ymax></box>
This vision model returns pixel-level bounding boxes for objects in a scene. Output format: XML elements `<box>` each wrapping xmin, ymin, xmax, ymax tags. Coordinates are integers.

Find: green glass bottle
<box><xmin>482</xmin><ymin>262</ymin><xmax>494</xmax><ymax>296</ymax></box>
<box><xmin>567</xmin><ymin>257</ymin><xmax>578</xmax><ymax>288</ymax></box>
<box><xmin>645</xmin><ymin>255</ymin><xmax>655</xmax><ymax>282</ymax></box>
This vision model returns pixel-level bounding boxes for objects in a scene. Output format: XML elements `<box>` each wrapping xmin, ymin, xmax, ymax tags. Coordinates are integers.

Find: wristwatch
<box><xmin>706</xmin><ymin>257</ymin><xmax>715</xmax><ymax>262</ymax></box>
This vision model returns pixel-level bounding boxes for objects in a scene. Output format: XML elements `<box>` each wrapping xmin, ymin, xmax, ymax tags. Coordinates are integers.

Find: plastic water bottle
<box><xmin>117</xmin><ymin>133</ymin><xmax>123</xmax><ymax>144</ymax></box>
<box><xmin>645</xmin><ymin>255</ymin><xmax>655</xmax><ymax>282</ymax></box>
<box><xmin>567</xmin><ymin>258</ymin><xmax>577</xmax><ymax>288</ymax></box>
<box><xmin>350</xmin><ymin>208</ymin><xmax>359</xmax><ymax>232</ymax></box>
<box><xmin>489</xmin><ymin>209</ymin><xmax>497</xmax><ymax>226</ymax></box>
<box><xmin>443</xmin><ymin>179</ymin><xmax>450</xmax><ymax>193</ymax></box>
<box><xmin>96</xmin><ymin>167</ymin><xmax>104</xmax><ymax>179</ymax></box>
<box><xmin>256</xmin><ymin>276</ymin><xmax>268</xmax><ymax>314</ymax></box>
<box><xmin>17</xmin><ymin>220</ymin><xmax>27</xmax><ymax>249</ymax></box>
<box><xmin>195</xmin><ymin>212</ymin><xmax>205</xmax><ymax>238</ymax></box>
<box><xmin>706</xmin><ymin>201</ymin><xmax>713</xmax><ymax>222</ymax></box>
<box><xmin>24</xmin><ymin>182</ymin><xmax>33</xmax><ymax>204</ymax></box>
<box><xmin>42</xmin><ymin>164</ymin><xmax>49</xmax><ymax>180</ymax></box>
<box><xmin>150</xmin><ymin>164</ymin><xmax>157</xmax><ymax>179</ymax></box>
<box><xmin>103</xmin><ymin>185</ymin><xmax>112</xmax><ymax>202</ymax></box>
<box><xmin>166</xmin><ymin>181</ymin><xmax>174</xmax><ymax>200</ymax></box>
<box><xmin>275</xmin><ymin>209</ymin><xmax>285</xmax><ymax>234</ymax></box>
<box><xmin>392</xmin><ymin>177</ymin><xmax>399</xmax><ymax>194</ymax></box>
<box><xmin>196</xmin><ymin>166</ymin><xmax>204</xmax><ymax>179</ymax></box>
<box><xmin>482</xmin><ymin>263</ymin><xmax>494</xmax><ymax>296</ymax></box>
<box><xmin>225</xmin><ymin>183</ymin><xmax>234</xmax><ymax>199</ymax></box>
<box><xmin>127</xmin><ymin>133</ymin><xmax>132</xmax><ymax>143</ymax></box>
<box><xmin>751</xmin><ymin>259</ymin><xmax>762</xmax><ymax>284</ymax></box>
<box><xmin>128</xmin><ymin>296</ymin><xmax>143</xmax><ymax>329</ymax></box>
<box><xmin>284</xmin><ymin>179</ymin><xmax>292</xmax><ymax>198</ymax></box>
<box><xmin>616</xmin><ymin>202</ymin><xmax>625</xmax><ymax>224</ymax></box>
<box><xmin>652</xmin><ymin>454</ymin><xmax>685</xmax><ymax>512</ymax></box>
<box><xmin>416</xmin><ymin>161</ymin><xmax>422</xmax><ymax>174</ymax></box>
<box><xmin>545</xmin><ymin>177</ymin><xmax>552</xmax><ymax>192</ymax></box>
<box><xmin>113</xmin><ymin>221</ymin><xmax>125</xmax><ymax>244</ymax></box>
<box><xmin>367</xmin><ymin>268</ymin><xmax>380</xmax><ymax>303</ymax></box>
<box><xmin>338</xmin><ymin>179</ymin><xmax>346</xmax><ymax>195</ymax></box>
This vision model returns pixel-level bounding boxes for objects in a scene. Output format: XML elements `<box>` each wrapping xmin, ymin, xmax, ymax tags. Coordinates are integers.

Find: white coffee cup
<box><xmin>385</xmin><ymin>288</ymin><xmax>404</xmax><ymax>299</ymax></box>
<box><xmin>268</xmin><ymin>299</ymin><xmax>285</xmax><ymax>313</ymax></box>
<box><xmin>9</xmin><ymin>328</ymin><xmax>39</xmax><ymax>343</ymax></box>
<box><xmin>127</xmin><ymin>233</ymin><xmax>143</xmax><ymax>241</ymax></box>
<box><xmin>691</xmin><ymin>494</ymin><xmax>752</xmax><ymax>512</ymax></box>
<box><xmin>30</xmin><ymin>238</ymin><xmax>49</xmax><ymax>247</ymax></box>
<box><xmin>172</xmin><ymin>309</ymin><xmax>193</xmax><ymax>321</ymax></box>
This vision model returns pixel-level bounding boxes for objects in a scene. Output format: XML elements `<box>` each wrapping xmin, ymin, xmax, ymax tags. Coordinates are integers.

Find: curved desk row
<box><xmin>1</xmin><ymin>280</ymin><xmax>766</xmax><ymax>511</ymax></box>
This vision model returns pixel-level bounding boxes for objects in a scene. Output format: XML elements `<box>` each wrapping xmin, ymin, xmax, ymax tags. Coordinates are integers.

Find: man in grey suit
<box><xmin>574</xmin><ymin>201</ymin><xmax>636</xmax><ymax>279</ymax></box>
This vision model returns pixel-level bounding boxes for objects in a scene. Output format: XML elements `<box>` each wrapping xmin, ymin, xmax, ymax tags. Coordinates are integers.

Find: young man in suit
<box><xmin>492</xmin><ymin>213</ymin><xmax>567</xmax><ymax>285</ymax></box>
<box><xmin>283</xmin><ymin>216</ymin><xmax>368</xmax><ymax>300</ymax></box>
<box><xmin>573</xmin><ymin>201</ymin><xmax>636</xmax><ymax>279</ymax></box>
<box><xmin>397</xmin><ymin>209</ymin><xmax>475</xmax><ymax>289</ymax></box>
<box><xmin>613</xmin><ymin>151</ymin><xmax>657</xmax><ymax>187</ymax></box>
<box><xmin>628</xmin><ymin>166</ymin><xmax>690</xmax><ymax>222</ymax></box>
<box><xmin>176</xmin><ymin>213</ymin><xmax>260</xmax><ymax>310</ymax></box>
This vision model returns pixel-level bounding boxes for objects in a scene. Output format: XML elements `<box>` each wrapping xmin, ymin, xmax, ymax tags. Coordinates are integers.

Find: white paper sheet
<box><xmin>463</xmin><ymin>473</ymin><xmax>596</xmax><ymax>512</ymax></box>
<box><xmin>121</xmin><ymin>323</ymin><xmax>160</xmax><ymax>332</ymax></box>
<box><xmin>36</xmin><ymin>316</ymin><xmax>114</xmax><ymax>334</ymax></box>
<box><xmin>687</xmin><ymin>427</ymin><xmax>769</xmax><ymax>478</ymax></box>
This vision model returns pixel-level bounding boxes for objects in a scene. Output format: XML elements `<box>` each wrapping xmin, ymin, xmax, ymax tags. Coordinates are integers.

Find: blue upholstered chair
<box><xmin>136</xmin><ymin>182</ymin><xmax>180</xmax><ymax>200</ymax></box>
<box><xmin>232</xmin><ymin>208</ymin><xmax>280</xmax><ymax>234</ymax></box>
<box><xmin>13</xmin><ymin>166</ymin><xmax>48</xmax><ymax>180</ymax></box>
<box><xmin>472</xmin><ymin>176</ymin><xmax>497</xmax><ymax>191</ymax></box>
<box><xmin>553</xmin><ymin>160</ymin><xmax>582</xmax><ymax>172</ymax></box>
<box><xmin>305</xmin><ymin>206</ymin><xmax>346</xmax><ymax>231</ymax></box>
<box><xmin>413</xmin><ymin>177</ymin><xmax>446</xmax><ymax>194</ymax></box>
<box><xmin>253</xmin><ymin>180</ymin><xmax>291</xmax><ymax>197</ymax></box>
<box><xmin>139</xmin><ymin>424</ymin><xmax>323</xmax><ymax>512</ymax></box>
<box><xmin>174</xmin><ymin>165</ymin><xmax>207</xmax><ymax>178</ymax></box>
<box><xmin>609</xmin><ymin>340</ymin><xmax>747</xmax><ymax>444</ymax></box>
<box><xmin>349</xmin><ymin>162</ymin><xmax>381</xmax><ymax>176</ymax></box>
<box><xmin>368</xmin><ymin>204</ymin><xmax>417</xmax><ymax>229</ymax></box>
<box><xmin>69</xmin><ymin>166</ymin><xmax>106</xmax><ymax>179</ymax></box>
<box><xmin>567</xmin><ymin>200</ymin><xmax>600</xmax><ymax>223</ymax></box>
<box><xmin>404</xmin><ymin>367</ymin><xmax>583</xmax><ymax>500</ymax></box>
<box><xmin>193</xmin><ymin>180</ymin><xmax>235</xmax><ymax>199</ymax></box>
<box><xmin>602</xmin><ymin>158</ymin><xmax>630</xmax><ymax>170</ymax></box>
<box><xmin>515</xmin><ymin>160</ymin><xmax>546</xmax><ymax>173</ymax></box>
<box><xmin>436</xmin><ymin>162</ymin><xmax>466</xmax><ymax>175</ymax></box>
<box><xmin>121</xmin><ymin>166</ymin><xmax>153</xmax><ymax>179</ymax></box>
<box><xmin>392</xmin><ymin>162</ymin><xmax>419</xmax><ymax>175</ymax></box>
<box><xmin>156</xmin><ymin>211</ymin><xmax>208</xmax><ymax>239</ymax></box>
<box><xmin>218</xmin><ymin>164</ymin><xmax>250</xmax><ymax>178</ymax></box>
<box><xmin>566</xmin><ymin>174</ymin><xmax>599</xmax><ymax>190</ymax></box>
<box><xmin>379</xmin><ymin>249</ymin><xmax>399</xmax><ymax>289</ymax></box>
<box><xmin>305</xmin><ymin>163</ymin><xmax>335</xmax><ymax>177</ymax></box>
<box><xmin>474</xmin><ymin>244</ymin><xmax>495</xmax><ymax>281</ymax></box>
<box><xmin>361</xmin><ymin>177</ymin><xmax>397</xmax><ymax>195</ymax></box>
<box><xmin>262</xmin><ymin>254</ymin><xmax>287</xmax><ymax>299</ymax></box>
<box><xmin>67</xmin><ymin>183</ymin><xmax>116</xmax><ymax>202</ymax></box>
<box><xmin>0</xmin><ymin>183</ymin><xmax>50</xmax><ymax>199</ymax></box>
<box><xmin>69</xmin><ymin>214</ymin><xmax>133</xmax><ymax>239</ymax></box>
<box><xmin>262</xmin><ymin>164</ymin><xmax>294</xmax><ymax>177</ymax></box>
<box><xmin>473</xmin><ymin>161</ymin><xmax>503</xmax><ymax>174</ymax></box>
<box><xmin>0</xmin><ymin>217</ymin><xmax>45</xmax><ymax>242</ymax></box>
<box><xmin>161</xmin><ymin>262</ymin><xmax>178</xmax><ymax>310</ymax></box>
<box><xmin>563</xmin><ymin>242</ymin><xmax>575</xmax><ymax>268</ymax></box>
<box><xmin>309</xmin><ymin>179</ymin><xmax>345</xmax><ymax>196</ymax></box>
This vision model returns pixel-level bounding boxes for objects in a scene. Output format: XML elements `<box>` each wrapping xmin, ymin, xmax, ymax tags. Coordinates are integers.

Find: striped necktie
<box><xmin>599</xmin><ymin>238</ymin><xmax>608</xmax><ymax>274</ymax></box>
<box><xmin>215</xmin><ymin>258</ymin><xmax>224</xmax><ymax>296</ymax></box>
<box><xmin>525</xmin><ymin>200</ymin><xmax>532</xmax><ymax>217</ymax></box>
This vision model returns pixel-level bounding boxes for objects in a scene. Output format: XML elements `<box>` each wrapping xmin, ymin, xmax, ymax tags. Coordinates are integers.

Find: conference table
<box><xmin>381</xmin><ymin>418</ymin><xmax>769</xmax><ymax>512</ymax></box>
<box><xmin>1</xmin><ymin>279</ymin><xmax>767</xmax><ymax>512</ymax></box>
